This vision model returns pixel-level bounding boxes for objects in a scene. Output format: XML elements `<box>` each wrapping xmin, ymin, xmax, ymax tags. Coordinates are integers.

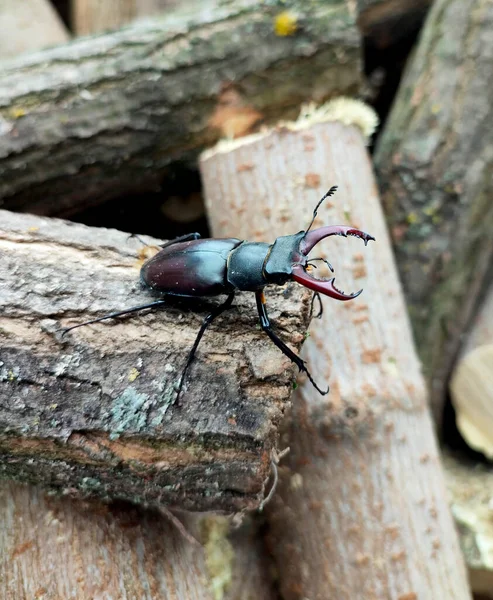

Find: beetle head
<box><xmin>292</xmin><ymin>225</ymin><xmax>375</xmax><ymax>301</ymax></box>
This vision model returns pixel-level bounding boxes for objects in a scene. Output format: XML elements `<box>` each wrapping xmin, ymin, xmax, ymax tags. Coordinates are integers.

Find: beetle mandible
<box><xmin>63</xmin><ymin>186</ymin><xmax>375</xmax><ymax>400</ymax></box>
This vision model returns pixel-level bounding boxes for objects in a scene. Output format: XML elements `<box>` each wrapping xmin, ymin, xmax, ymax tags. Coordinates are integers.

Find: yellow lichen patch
<box><xmin>128</xmin><ymin>367</ymin><xmax>140</xmax><ymax>382</ymax></box>
<box><xmin>8</xmin><ymin>107</ymin><xmax>26</xmax><ymax>119</ymax></box>
<box><xmin>202</xmin><ymin>517</ymin><xmax>234</xmax><ymax>600</ymax></box>
<box><xmin>274</xmin><ymin>11</ymin><xmax>298</xmax><ymax>36</ymax></box>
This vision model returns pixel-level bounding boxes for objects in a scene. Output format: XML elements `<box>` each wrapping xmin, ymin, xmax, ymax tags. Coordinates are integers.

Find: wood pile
<box><xmin>0</xmin><ymin>1</ymin><xmax>492</xmax><ymax>598</ymax></box>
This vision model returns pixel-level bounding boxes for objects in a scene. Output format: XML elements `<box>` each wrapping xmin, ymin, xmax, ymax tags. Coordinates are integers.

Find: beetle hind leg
<box><xmin>175</xmin><ymin>292</ymin><xmax>235</xmax><ymax>403</ymax></box>
<box><xmin>255</xmin><ymin>291</ymin><xmax>329</xmax><ymax>395</ymax></box>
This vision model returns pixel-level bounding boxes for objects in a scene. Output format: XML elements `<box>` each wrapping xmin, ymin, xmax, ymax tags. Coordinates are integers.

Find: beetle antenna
<box><xmin>61</xmin><ymin>300</ymin><xmax>168</xmax><ymax>335</ymax></box>
<box><xmin>305</xmin><ymin>186</ymin><xmax>338</xmax><ymax>234</ymax></box>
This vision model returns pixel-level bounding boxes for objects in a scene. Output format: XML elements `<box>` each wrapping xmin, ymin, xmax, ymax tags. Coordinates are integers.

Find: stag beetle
<box><xmin>63</xmin><ymin>186</ymin><xmax>375</xmax><ymax>399</ymax></box>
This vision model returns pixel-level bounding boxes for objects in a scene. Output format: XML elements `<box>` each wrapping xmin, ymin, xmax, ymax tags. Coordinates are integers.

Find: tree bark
<box><xmin>73</xmin><ymin>0</ymin><xmax>179</xmax><ymax>35</ymax></box>
<box><xmin>200</xmin><ymin>113</ymin><xmax>472</xmax><ymax>599</ymax></box>
<box><xmin>0</xmin><ymin>482</ymin><xmax>276</xmax><ymax>599</ymax></box>
<box><xmin>0</xmin><ymin>0</ymin><xmax>361</xmax><ymax>218</ymax></box>
<box><xmin>0</xmin><ymin>0</ymin><xmax>69</xmax><ymax>60</ymax></box>
<box><xmin>374</xmin><ymin>0</ymin><xmax>493</xmax><ymax>423</ymax></box>
<box><xmin>0</xmin><ymin>209</ymin><xmax>310</xmax><ymax>513</ymax></box>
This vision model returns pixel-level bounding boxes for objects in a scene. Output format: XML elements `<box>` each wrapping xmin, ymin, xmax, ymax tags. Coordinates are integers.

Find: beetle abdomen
<box><xmin>141</xmin><ymin>238</ymin><xmax>241</xmax><ymax>296</ymax></box>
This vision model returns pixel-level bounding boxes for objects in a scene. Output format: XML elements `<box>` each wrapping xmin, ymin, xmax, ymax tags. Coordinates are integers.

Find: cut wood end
<box><xmin>201</xmin><ymin>98</ymin><xmax>379</xmax><ymax>160</ymax></box>
<box><xmin>450</xmin><ymin>344</ymin><xmax>493</xmax><ymax>460</ymax></box>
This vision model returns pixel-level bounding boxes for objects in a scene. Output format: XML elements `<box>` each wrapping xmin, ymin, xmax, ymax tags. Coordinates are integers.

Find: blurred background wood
<box><xmin>0</xmin><ymin>482</ymin><xmax>276</xmax><ymax>599</ymax></box>
<box><xmin>0</xmin><ymin>209</ymin><xmax>309</xmax><ymax>512</ymax></box>
<box><xmin>200</xmin><ymin>113</ymin><xmax>472</xmax><ymax>599</ymax></box>
<box><xmin>374</xmin><ymin>0</ymin><xmax>493</xmax><ymax>424</ymax></box>
<box><xmin>450</xmin><ymin>283</ymin><xmax>493</xmax><ymax>459</ymax></box>
<box><xmin>0</xmin><ymin>0</ymin><xmax>361</xmax><ymax>219</ymax></box>
<box><xmin>443</xmin><ymin>453</ymin><xmax>493</xmax><ymax>599</ymax></box>
<box><xmin>72</xmin><ymin>0</ymin><xmax>178</xmax><ymax>35</ymax></box>
<box><xmin>0</xmin><ymin>0</ymin><xmax>69</xmax><ymax>60</ymax></box>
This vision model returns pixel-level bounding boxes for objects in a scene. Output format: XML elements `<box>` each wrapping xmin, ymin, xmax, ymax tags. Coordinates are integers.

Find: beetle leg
<box><xmin>175</xmin><ymin>292</ymin><xmax>235</xmax><ymax>403</ymax></box>
<box><xmin>309</xmin><ymin>292</ymin><xmax>323</xmax><ymax>320</ymax></box>
<box><xmin>255</xmin><ymin>290</ymin><xmax>329</xmax><ymax>395</ymax></box>
<box><xmin>61</xmin><ymin>300</ymin><xmax>168</xmax><ymax>335</ymax></box>
<box><xmin>159</xmin><ymin>232</ymin><xmax>201</xmax><ymax>250</ymax></box>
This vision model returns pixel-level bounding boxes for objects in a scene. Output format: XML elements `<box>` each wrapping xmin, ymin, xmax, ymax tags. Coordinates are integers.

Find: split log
<box><xmin>443</xmin><ymin>452</ymin><xmax>493</xmax><ymax>599</ymax></box>
<box><xmin>374</xmin><ymin>0</ymin><xmax>493</xmax><ymax>422</ymax></box>
<box><xmin>0</xmin><ymin>0</ymin><xmax>69</xmax><ymax>60</ymax></box>
<box><xmin>73</xmin><ymin>0</ymin><xmax>178</xmax><ymax>35</ymax></box>
<box><xmin>0</xmin><ymin>209</ymin><xmax>310</xmax><ymax>513</ymax></box>
<box><xmin>0</xmin><ymin>0</ymin><xmax>361</xmax><ymax>218</ymax></box>
<box><xmin>450</xmin><ymin>282</ymin><xmax>493</xmax><ymax>459</ymax></box>
<box><xmin>357</xmin><ymin>0</ymin><xmax>431</xmax><ymax>47</ymax></box>
<box><xmin>0</xmin><ymin>482</ymin><xmax>276</xmax><ymax>599</ymax></box>
<box><xmin>200</xmin><ymin>103</ymin><xmax>472</xmax><ymax>599</ymax></box>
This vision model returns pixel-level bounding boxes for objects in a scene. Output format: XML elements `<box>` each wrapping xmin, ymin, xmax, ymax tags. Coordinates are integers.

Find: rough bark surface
<box><xmin>0</xmin><ymin>482</ymin><xmax>276</xmax><ymax>599</ymax></box>
<box><xmin>0</xmin><ymin>0</ymin><xmax>69</xmax><ymax>60</ymax></box>
<box><xmin>357</xmin><ymin>0</ymin><xmax>431</xmax><ymax>47</ymax></box>
<box><xmin>0</xmin><ymin>0</ymin><xmax>361</xmax><ymax>217</ymax></box>
<box><xmin>201</xmin><ymin>120</ymin><xmax>472</xmax><ymax>599</ymax></box>
<box><xmin>0</xmin><ymin>209</ymin><xmax>310</xmax><ymax>512</ymax></box>
<box><xmin>374</xmin><ymin>0</ymin><xmax>493</xmax><ymax>421</ymax></box>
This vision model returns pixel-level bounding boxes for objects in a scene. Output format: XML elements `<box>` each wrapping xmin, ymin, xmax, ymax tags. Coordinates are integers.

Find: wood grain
<box><xmin>200</xmin><ymin>117</ymin><xmax>472</xmax><ymax>599</ymax></box>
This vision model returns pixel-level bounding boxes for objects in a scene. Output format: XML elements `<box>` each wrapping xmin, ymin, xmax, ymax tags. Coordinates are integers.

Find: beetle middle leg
<box><xmin>255</xmin><ymin>290</ymin><xmax>329</xmax><ymax>395</ymax></box>
<box><xmin>175</xmin><ymin>292</ymin><xmax>235</xmax><ymax>402</ymax></box>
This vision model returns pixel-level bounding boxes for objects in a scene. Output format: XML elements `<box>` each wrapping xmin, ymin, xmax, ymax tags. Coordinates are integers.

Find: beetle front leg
<box><xmin>175</xmin><ymin>292</ymin><xmax>235</xmax><ymax>403</ymax></box>
<box><xmin>255</xmin><ymin>290</ymin><xmax>329</xmax><ymax>395</ymax></box>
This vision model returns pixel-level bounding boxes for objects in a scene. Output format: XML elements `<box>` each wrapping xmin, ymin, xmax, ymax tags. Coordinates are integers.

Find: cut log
<box><xmin>0</xmin><ymin>0</ymin><xmax>69</xmax><ymax>60</ymax></box>
<box><xmin>0</xmin><ymin>0</ymin><xmax>361</xmax><ymax>218</ymax></box>
<box><xmin>0</xmin><ymin>209</ymin><xmax>310</xmax><ymax>512</ymax></box>
<box><xmin>73</xmin><ymin>0</ymin><xmax>178</xmax><ymax>35</ymax></box>
<box><xmin>357</xmin><ymin>0</ymin><xmax>431</xmax><ymax>47</ymax></box>
<box><xmin>443</xmin><ymin>452</ymin><xmax>493</xmax><ymax>599</ymax></box>
<box><xmin>374</xmin><ymin>0</ymin><xmax>493</xmax><ymax>423</ymax></box>
<box><xmin>200</xmin><ymin>103</ymin><xmax>472</xmax><ymax>599</ymax></box>
<box><xmin>450</xmin><ymin>283</ymin><xmax>493</xmax><ymax>459</ymax></box>
<box><xmin>0</xmin><ymin>482</ymin><xmax>276</xmax><ymax>599</ymax></box>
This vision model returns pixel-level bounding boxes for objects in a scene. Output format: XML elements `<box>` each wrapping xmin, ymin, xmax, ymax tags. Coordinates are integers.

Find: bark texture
<box><xmin>200</xmin><ymin>118</ymin><xmax>471</xmax><ymax>599</ymax></box>
<box><xmin>0</xmin><ymin>209</ymin><xmax>310</xmax><ymax>512</ymax></box>
<box><xmin>0</xmin><ymin>482</ymin><xmax>276</xmax><ymax>599</ymax></box>
<box><xmin>0</xmin><ymin>0</ymin><xmax>69</xmax><ymax>60</ymax></box>
<box><xmin>0</xmin><ymin>0</ymin><xmax>361</xmax><ymax>217</ymax></box>
<box><xmin>374</xmin><ymin>0</ymin><xmax>493</xmax><ymax>421</ymax></box>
